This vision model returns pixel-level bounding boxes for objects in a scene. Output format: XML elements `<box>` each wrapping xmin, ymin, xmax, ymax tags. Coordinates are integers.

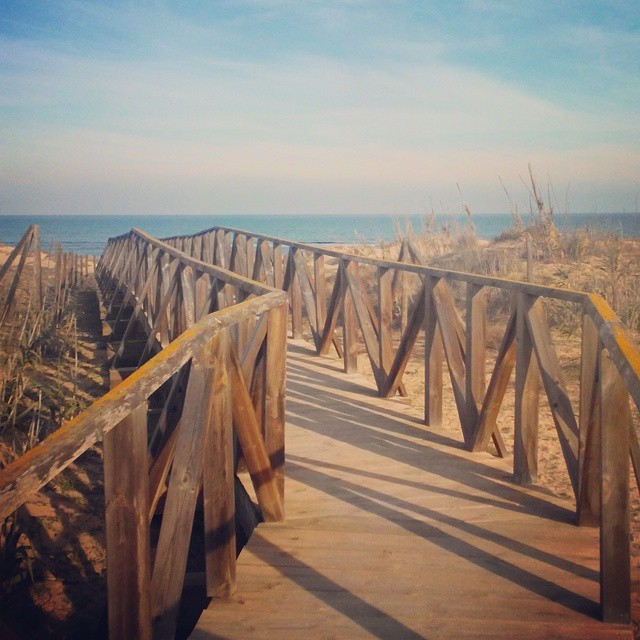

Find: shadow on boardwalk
<box><xmin>192</xmin><ymin>341</ymin><xmax>630</xmax><ymax>640</ymax></box>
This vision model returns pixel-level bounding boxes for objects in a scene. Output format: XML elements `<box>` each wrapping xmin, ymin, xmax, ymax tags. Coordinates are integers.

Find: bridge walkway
<box><xmin>192</xmin><ymin>340</ymin><xmax>631</xmax><ymax>640</ymax></box>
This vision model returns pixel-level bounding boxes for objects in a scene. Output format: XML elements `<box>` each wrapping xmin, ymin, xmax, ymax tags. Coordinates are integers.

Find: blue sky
<box><xmin>1</xmin><ymin>1</ymin><xmax>638</xmax><ymax>215</ymax></box>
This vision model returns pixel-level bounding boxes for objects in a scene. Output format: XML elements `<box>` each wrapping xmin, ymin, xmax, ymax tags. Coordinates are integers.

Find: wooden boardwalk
<box><xmin>192</xmin><ymin>341</ymin><xmax>632</xmax><ymax>640</ymax></box>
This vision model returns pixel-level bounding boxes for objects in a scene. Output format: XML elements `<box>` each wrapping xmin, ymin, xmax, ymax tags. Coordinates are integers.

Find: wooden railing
<box><xmin>0</xmin><ymin>229</ymin><xmax>288</xmax><ymax>640</ymax></box>
<box><xmin>165</xmin><ymin>225</ymin><xmax>640</xmax><ymax>625</ymax></box>
<box><xmin>0</xmin><ymin>224</ymin><xmax>93</xmax><ymax>322</ymax></box>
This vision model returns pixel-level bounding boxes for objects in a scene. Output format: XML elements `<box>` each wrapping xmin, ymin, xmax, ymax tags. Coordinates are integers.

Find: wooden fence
<box><xmin>0</xmin><ymin>224</ymin><xmax>93</xmax><ymax>322</ymax></box>
<box><xmin>164</xmin><ymin>225</ymin><xmax>640</xmax><ymax>625</ymax></box>
<box><xmin>0</xmin><ymin>229</ymin><xmax>288</xmax><ymax>640</ymax></box>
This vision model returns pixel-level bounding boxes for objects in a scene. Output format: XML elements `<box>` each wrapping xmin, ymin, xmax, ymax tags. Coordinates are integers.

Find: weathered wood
<box><xmin>147</xmin><ymin>422</ymin><xmax>179</xmax><ymax>521</ymax></box>
<box><xmin>525</xmin><ymin>299</ymin><xmax>579</xmax><ymax>495</ymax></box>
<box><xmin>471</xmin><ymin>311</ymin><xmax>515</xmax><ymax>456</ymax></box>
<box><xmin>241</xmin><ymin>312</ymin><xmax>269</xmax><ymax>385</ymax></box>
<box><xmin>514</xmin><ymin>293</ymin><xmax>539</xmax><ymax>485</ymax></box>
<box><xmin>228</xmin><ymin>340</ymin><xmax>284</xmax><ymax>522</ymax></box>
<box><xmin>577</xmin><ymin>312</ymin><xmax>601</xmax><ymax>526</ymax></box>
<box><xmin>344</xmin><ymin>261</ymin><xmax>382</xmax><ymax>385</ymax></box>
<box><xmin>2</xmin><ymin>229</ymin><xmax>32</xmax><ymax>319</ymax></box>
<box><xmin>0</xmin><ymin>225</ymin><xmax>34</xmax><ymax>287</ymax></box>
<box><xmin>103</xmin><ymin>403</ymin><xmax>152</xmax><ymax>640</ymax></box>
<box><xmin>203</xmin><ymin>330</ymin><xmax>236</xmax><ymax>598</ymax></box>
<box><xmin>433</xmin><ymin>280</ymin><xmax>470</xmax><ymax>442</ymax></box>
<box><xmin>599</xmin><ymin>346</ymin><xmax>631</xmax><ymax>624</ymax></box>
<box><xmin>292</xmin><ymin>249</ymin><xmax>319</xmax><ymax>344</ymax></box>
<box><xmin>318</xmin><ymin>266</ymin><xmax>345</xmax><ymax>357</ymax></box>
<box><xmin>583</xmin><ymin>294</ymin><xmax>640</xmax><ymax>423</ymax></box>
<box><xmin>342</xmin><ymin>262</ymin><xmax>358</xmax><ymax>374</ymax></box>
<box><xmin>423</xmin><ymin>278</ymin><xmax>443</xmax><ymax>426</ymax></box>
<box><xmin>0</xmin><ymin>292</ymin><xmax>287</xmax><ymax>521</ymax></box>
<box><xmin>314</xmin><ymin>254</ymin><xmax>327</xmax><ymax>337</ymax></box>
<box><xmin>194</xmin><ymin>225</ymin><xmax>588</xmax><ymax>304</ymax></box>
<box><xmin>265</xmin><ymin>303</ymin><xmax>287</xmax><ymax>506</ymax></box>
<box><xmin>289</xmin><ymin>252</ymin><xmax>303</xmax><ymax>339</ymax></box>
<box><xmin>151</xmin><ymin>341</ymin><xmax>217</xmax><ymax>639</ymax></box>
<box><xmin>273</xmin><ymin>243</ymin><xmax>283</xmax><ymax>290</ymax></box>
<box><xmin>378</xmin><ymin>267</ymin><xmax>393</xmax><ymax>379</ymax></box>
<box><xmin>32</xmin><ymin>225</ymin><xmax>43</xmax><ymax>308</ymax></box>
<box><xmin>384</xmin><ymin>285</ymin><xmax>426</xmax><ymax>397</ymax></box>
<box><xmin>465</xmin><ymin>284</ymin><xmax>486</xmax><ymax>431</ymax></box>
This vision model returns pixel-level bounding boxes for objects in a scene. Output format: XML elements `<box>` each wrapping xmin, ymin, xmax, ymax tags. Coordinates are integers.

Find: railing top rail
<box><xmin>107</xmin><ymin>228</ymin><xmax>280</xmax><ymax>298</ymax></box>
<box><xmin>163</xmin><ymin>225</ymin><xmax>588</xmax><ymax>304</ymax></box>
<box><xmin>0</xmin><ymin>289</ymin><xmax>287</xmax><ymax>521</ymax></box>
<box><xmin>164</xmin><ymin>224</ymin><xmax>640</xmax><ymax>414</ymax></box>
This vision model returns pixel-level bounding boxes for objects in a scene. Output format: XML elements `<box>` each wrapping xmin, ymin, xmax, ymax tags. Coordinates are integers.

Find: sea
<box><xmin>0</xmin><ymin>212</ymin><xmax>639</xmax><ymax>255</ymax></box>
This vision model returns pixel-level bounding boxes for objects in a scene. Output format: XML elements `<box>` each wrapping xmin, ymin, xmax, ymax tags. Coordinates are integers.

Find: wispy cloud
<box><xmin>0</xmin><ymin>0</ymin><xmax>638</xmax><ymax>214</ymax></box>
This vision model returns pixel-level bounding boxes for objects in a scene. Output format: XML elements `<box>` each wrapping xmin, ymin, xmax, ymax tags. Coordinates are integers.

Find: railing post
<box><xmin>203</xmin><ymin>330</ymin><xmax>236</xmax><ymax>597</ymax></box>
<box><xmin>599</xmin><ymin>346</ymin><xmax>631</xmax><ymax>623</ymax></box>
<box><xmin>273</xmin><ymin>243</ymin><xmax>283</xmax><ymax>290</ymax></box>
<box><xmin>315</xmin><ymin>254</ymin><xmax>327</xmax><ymax>338</ymax></box>
<box><xmin>378</xmin><ymin>267</ymin><xmax>393</xmax><ymax>379</ymax></box>
<box><xmin>265</xmin><ymin>302</ymin><xmax>287</xmax><ymax>508</ymax></box>
<box><xmin>103</xmin><ymin>403</ymin><xmax>152</xmax><ymax>640</ymax></box>
<box><xmin>465</xmin><ymin>283</ymin><xmax>486</xmax><ymax>435</ymax></box>
<box><xmin>246</xmin><ymin>236</ymin><xmax>255</xmax><ymax>279</ymax></box>
<box><xmin>577</xmin><ymin>311</ymin><xmax>601</xmax><ymax>526</ymax></box>
<box><xmin>290</xmin><ymin>250</ymin><xmax>303</xmax><ymax>339</ymax></box>
<box><xmin>514</xmin><ymin>292</ymin><xmax>539</xmax><ymax>484</ymax></box>
<box><xmin>424</xmin><ymin>277</ymin><xmax>443</xmax><ymax>427</ymax></box>
<box><xmin>342</xmin><ymin>260</ymin><xmax>358</xmax><ymax>373</ymax></box>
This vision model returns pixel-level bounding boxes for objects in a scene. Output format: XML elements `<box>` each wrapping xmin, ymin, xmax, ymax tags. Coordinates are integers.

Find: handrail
<box><xmin>164</xmin><ymin>225</ymin><xmax>640</xmax><ymax>416</ymax></box>
<box><xmin>1</xmin><ymin>229</ymin><xmax>289</xmax><ymax>640</ymax></box>
<box><xmin>166</xmin><ymin>224</ymin><xmax>640</xmax><ymax>625</ymax></box>
<box><xmin>0</xmin><ymin>292</ymin><xmax>285</xmax><ymax>520</ymax></box>
<box><xmin>162</xmin><ymin>226</ymin><xmax>588</xmax><ymax>302</ymax></box>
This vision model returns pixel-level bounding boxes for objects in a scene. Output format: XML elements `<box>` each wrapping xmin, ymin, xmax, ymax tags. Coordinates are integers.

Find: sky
<box><xmin>0</xmin><ymin>1</ymin><xmax>639</xmax><ymax>215</ymax></box>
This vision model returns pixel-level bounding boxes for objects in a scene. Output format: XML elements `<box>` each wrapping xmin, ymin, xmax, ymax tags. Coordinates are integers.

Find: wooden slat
<box><xmin>292</xmin><ymin>249</ymin><xmax>319</xmax><ymax>344</ymax></box>
<box><xmin>583</xmin><ymin>293</ymin><xmax>640</xmax><ymax>425</ymax></box>
<box><xmin>32</xmin><ymin>225</ymin><xmax>43</xmax><ymax>308</ymax></box>
<box><xmin>465</xmin><ymin>284</ymin><xmax>486</xmax><ymax>430</ymax></box>
<box><xmin>314</xmin><ymin>254</ymin><xmax>327</xmax><ymax>337</ymax></box>
<box><xmin>260</xmin><ymin>240</ymin><xmax>275</xmax><ymax>287</ymax></box>
<box><xmin>273</xmin><ymin>243</ymin><xmax>283</xmax><ymax>290</ymax></box>
<box><xmin>265</xmin><ymin>303</ymin><xmax>287</xmax><ymax>506</ymax></box>
<box><xmin>424</xmin><ymin>278</ymin><xmax>443</xmax><ymax>426</ymax></box>
<box><xmin>2</xmin><ymin>229</ymin><xmax>32</xmax><ymax>319</ymax></box>
<box><xmin>241</xmin><ymin>312</ymin><xmax>269</xmax><ymax>385</ymax></box>
<box><xmin>383</xmin><ymin>284</ymin><xmax>426</xmax><ymax>397</ymax></box>
<box><xmin>318</xmin><ymin>266</ymin><xmax>345</xmax><ymax>357</ymax></box>
<box><xmin>433</xmin><ymin>280</ymin><xmax>470</xmax><ymax>442</ymax></box>
<box><xmin>344</xmin><ymin>261</ymin><xmax>382</xmax><ymax>386</ymax></box>
<box><xmin>378</xmin><ymin>267</ymin><xmax>393</xmax><ymax>378</ymax></box>
<box><xmin>151</xmin><ymin>341</ymin><xmax>217</xmax><ymax>639</ymax></box>
<box><xmin>103</xmin><ymin>404</ymin><xmax>152</xmax><ymax>640</ymax></box>
<box><xmin>577</xmin><ymin>311</ymin><xmax>601</xmax><ymax>526</ymax></box>
<box><xmin>228</xmin><ymin>340</ymin><xmax>284</xmax><ymax>522</ymax></box>
<box><xmin>471</xmin><ymin>311</ymin><xmax>515</xmax><ymax>456</ymax></box>
<box><xmin>525</xmin><ymin>299</ymin><xmax>579</xmax><ymax>496</ymax></box>
<box><xmin>203</xmin><ymin>330</ymin><xmax>236</xmax><ymax>598</ymax></box>
<box><xmin>599</xmin><ymin>346</ymin><xmax>631</xmax><ymax>624</ymax></box>
<box><xmin>147</xmin><ymin>423</ymin><xmax>179</xmax><ymax>521</ymax></box>
<box><xmin>289</xmin><ymin>252</ymin><xmax>303</xmax><ymax>340</ymax></box>
<box><xmin>0</xmin><ymin>225</ymin><xmax>34</xmax><ymax>287</ymax></box>
<box><xmin>342</xmin><ymin>262</ymin><xmax>358</xmax><ymax>374</ymax></box>
<box><xmin>514</xmin><ymin>293</ymin><xmax>540</xmax><ymax>485</ymax></box>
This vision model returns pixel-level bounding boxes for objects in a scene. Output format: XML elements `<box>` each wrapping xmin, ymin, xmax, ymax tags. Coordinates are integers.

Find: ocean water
<box><xmin>0</xmin><ymin>212</ymin><xmax>638</xmax><ymax>254</ymax></box>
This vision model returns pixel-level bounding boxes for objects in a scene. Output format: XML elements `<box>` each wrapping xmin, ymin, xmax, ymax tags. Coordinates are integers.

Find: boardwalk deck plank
<box><xmin>191</xmin><ymin>340</ymin><xmax>632</xmax><ymax>640</ymax></box>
